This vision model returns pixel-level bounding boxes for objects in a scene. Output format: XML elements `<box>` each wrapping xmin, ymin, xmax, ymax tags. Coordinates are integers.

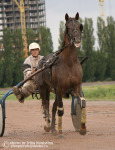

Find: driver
<box><xmin>13</xmin><ymin>42</ymin><xmax>44</xmax><ymax>103</ymax></box>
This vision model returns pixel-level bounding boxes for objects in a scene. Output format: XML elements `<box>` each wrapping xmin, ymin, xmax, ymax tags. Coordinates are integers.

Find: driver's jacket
<box><xmin>23</xmin><ymin>55</ymin><xmax>44</xmax><ymax>79</ymax></box>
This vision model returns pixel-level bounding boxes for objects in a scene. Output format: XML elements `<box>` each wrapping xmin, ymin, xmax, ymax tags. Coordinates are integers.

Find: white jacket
<box><xmin>23</xmin><ymin>55</ymin><xmax>44</xmax><ymax>79</ymax></box>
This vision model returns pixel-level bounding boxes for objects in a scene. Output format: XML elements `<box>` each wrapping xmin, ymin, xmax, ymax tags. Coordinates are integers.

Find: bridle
<box><xmin>17</xmin><ymin>14</ymin><xmax>85</xmax><ymax>88</ymax></box>
<box><xmin>65</xmin><ymin>19</ymin><xmax>82</xmax><ymax>44</ymax></box>
<box><xmin>54</xmin><ymin>19</ymin><xmax>83</xmax><ymax>56</ymax></box>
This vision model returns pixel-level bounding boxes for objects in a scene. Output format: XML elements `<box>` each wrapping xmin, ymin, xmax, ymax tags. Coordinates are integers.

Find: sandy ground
<box><xmin>0</xmin><ymin>100</ymin><xmax>115</xmax><ymax>150</ymax></box>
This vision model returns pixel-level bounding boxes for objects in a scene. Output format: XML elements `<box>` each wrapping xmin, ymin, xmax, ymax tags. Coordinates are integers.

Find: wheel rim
<box><xmin>0</xmin><ymin>104</ymin><xmax>3</xmax><ymax>135</ymax></box>
<box><xmin>71</xmin><ymin>98</ymin><xmax>81</xmax><ymax>131</ymax></box>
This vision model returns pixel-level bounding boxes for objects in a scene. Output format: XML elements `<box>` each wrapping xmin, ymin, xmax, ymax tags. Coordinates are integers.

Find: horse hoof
<box><xmin>57</xmin><ymin>130</ymin><xmax>64</xmax><ymax>138</ymax></box>
<box><xmin>44</xmin><ymin>125</ymin><xmax>50</xmax><ymax>132</ymax></box>
<box><xmin>79</xmin><ymin>125</ymin><xmax>86</xmax><ymax>135</ymax></box>
<box><xmin>79</xmin><ymin>123</ymin><xmax>86</xmax><ymax>135</ymax></box>
<box><xmin>51</xmin><ymin>129</ymin><xmax>57</xmax><ymax>135</ymax></box>
<box><xmin>79</xmin><ymin>128</ymin><xmax>86</xmax><ymax>135</ymax></box>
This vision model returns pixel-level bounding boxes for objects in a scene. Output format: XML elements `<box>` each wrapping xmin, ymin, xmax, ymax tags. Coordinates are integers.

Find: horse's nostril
<box><xmin>74</xmin><ymin>37</ymin><xmax>76</xmax><ymax>41</ymax></box>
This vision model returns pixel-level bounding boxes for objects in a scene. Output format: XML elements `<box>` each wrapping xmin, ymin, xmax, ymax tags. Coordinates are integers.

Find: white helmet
<box><xmin>29</xmin><ymin>42</ymin><xmax>40</xmax><ymax>52</ymax></box>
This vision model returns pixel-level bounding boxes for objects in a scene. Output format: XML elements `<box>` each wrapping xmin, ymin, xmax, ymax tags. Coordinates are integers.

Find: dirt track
<box><xmin>0</xmin><ymin>100</ymin><xmax>115</xmax><ymax>150</ymax></box>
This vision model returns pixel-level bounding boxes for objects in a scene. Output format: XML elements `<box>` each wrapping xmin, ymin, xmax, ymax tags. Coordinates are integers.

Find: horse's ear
<box><xmin>75</xmin><ymin>12</ymin><xmax>79</xmax><ymax>20</ymax></box>
<box><xmin>65</xmin><ymin>13</ymin><xmax>69</xmax><ymax>21</ymax></box>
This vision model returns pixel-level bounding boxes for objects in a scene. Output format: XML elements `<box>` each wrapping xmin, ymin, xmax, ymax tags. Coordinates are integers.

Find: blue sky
<box><xmin>46</xmin><ymin>0</ymin><xmax>115</xmax><ymax>50</ymax></box>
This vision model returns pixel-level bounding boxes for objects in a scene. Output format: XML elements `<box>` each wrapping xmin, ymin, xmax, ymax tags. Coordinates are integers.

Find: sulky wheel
<box><xmin>71</xmin><ymin>97</ymin><xmax>82</xmax><ymax>132</ymax></box>
<box><xmin>0</xmin><ymin>103</ymin><xmax>5</xmax><ymax>137</ymax></box>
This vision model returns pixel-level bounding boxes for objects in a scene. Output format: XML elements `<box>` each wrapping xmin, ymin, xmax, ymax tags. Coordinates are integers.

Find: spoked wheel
<box><xmin>0</xmin><ymin>103</ymin><xmax>5</xmax><ymax>137</ymax></box>
<box><xmin>71</xmin><ymin>97</ymin><xmax>82</xmax><ymax>132</ymax></box>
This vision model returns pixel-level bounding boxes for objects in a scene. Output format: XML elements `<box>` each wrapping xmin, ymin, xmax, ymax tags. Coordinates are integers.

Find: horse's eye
<box><xmin>80</xmin><ymin>24</ymin><xmax>83</xmax><ymax>31</ymax></box>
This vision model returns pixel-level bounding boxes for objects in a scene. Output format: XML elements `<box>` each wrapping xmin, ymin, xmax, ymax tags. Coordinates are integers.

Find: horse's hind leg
<box><xmin>39</xmin><ymin>85</ymin><xmax>50</xmax><ymax>132</ymax></box>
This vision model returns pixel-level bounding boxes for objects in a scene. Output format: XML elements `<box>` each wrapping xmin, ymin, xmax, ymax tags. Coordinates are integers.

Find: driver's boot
<box><xmin>13</xmin><ymin>86</ymin><xmax>25</xmax><ymax>103</ymax></box>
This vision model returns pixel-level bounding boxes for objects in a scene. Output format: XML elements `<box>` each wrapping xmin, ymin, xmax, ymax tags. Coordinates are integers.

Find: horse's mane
<box><xmin>60</xmin><ymin>30</ymin><xmax>66</xmax><ymax>48</ymax></box>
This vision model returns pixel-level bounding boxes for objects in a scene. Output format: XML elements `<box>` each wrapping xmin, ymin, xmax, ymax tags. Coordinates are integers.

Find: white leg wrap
<box><xmin>81</xmin><ymin>108</ymin><xmax>86</xmax><ymax>124</ymax></box>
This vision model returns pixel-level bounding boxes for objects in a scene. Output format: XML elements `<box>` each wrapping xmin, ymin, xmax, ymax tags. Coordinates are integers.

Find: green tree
<box><xmin>58</xmin><ymin>21</ymin><xmax>65</xmax><ymax>49</ymax></box>
<box><xmin>12</xmin><ymin>29</ymin><xmax>25</xmax><ymax>85</ymax></box>
<box><xmin>82</xmin><ymin>18</ymin><xmax>95</xmax><ymax>81</ymax></box>
<box><xmin>105</xmin><ymin>17</ymin><xmax>115</xmax><ymax>80</ymax></box>
<box><xmin>3</xmin><ymin>28</ymin><xmax>14</xmax><ymax>87</ymax></box>
<box><xmin>37</xmin><ymin>26</ymin><xmax>53</xmax><ymax>56</ymax></box>
<box><xmin>26</xmin><ymin>28</ymin><xmax>36</xmax><ymax>47</ymax></box>
<box><xmin>96</xmin><ymin>17</ymin><xmax>107</xmax><ymax>80</ymax></box>
<box><xmin>0</xmin><ymin>52</ymin><xmax>4</xmax><ymax>86</ymax></box>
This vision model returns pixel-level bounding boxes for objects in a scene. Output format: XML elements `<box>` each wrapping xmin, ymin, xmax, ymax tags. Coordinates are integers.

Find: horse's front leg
<box><xmin>56</xmin><ymin>90</ymin><xmax>64</xmax><ymax>134</ymax></box>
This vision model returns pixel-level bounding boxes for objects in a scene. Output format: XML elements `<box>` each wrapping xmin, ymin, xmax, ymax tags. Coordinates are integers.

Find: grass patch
<box><xmin>0</xmin><ymin>84</ymin><xmax>115</xmax><ymax>101</ymax></box>
<box><xmin>83</xmin><ymin>84</ymin><xmax>115</xmax><ymax>101</ymax></box>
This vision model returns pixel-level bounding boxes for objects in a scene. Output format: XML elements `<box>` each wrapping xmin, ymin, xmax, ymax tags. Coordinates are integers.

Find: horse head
<box><xmin>65</xmin><ymin>12</ymin><xmax>83</xmax><ymax>48</ymax></box>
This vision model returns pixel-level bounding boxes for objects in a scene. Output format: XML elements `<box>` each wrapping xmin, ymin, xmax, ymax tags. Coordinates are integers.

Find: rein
<box><xmin>55</xmin><ymin>41</ymin><xmax>72</xmax><ymax>56</ymax></box>
<box><xmin>17</xmin><ymin>41</ymin><xmax>72</xmax><ymax>88</ymax></box>
<box><xmin>17</xmin><ymin>38</ymin><xmax>88</xmax><ymax>88</ymax></box>
<box><xmin>17</xmin><ymin>19</ymin><xmax>84</xmax><ymax>88</ymax></box>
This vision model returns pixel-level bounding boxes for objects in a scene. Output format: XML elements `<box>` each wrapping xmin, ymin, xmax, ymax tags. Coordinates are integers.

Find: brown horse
<box><xmin>36</xmin><ymin>13</ymin><xmax>86</xmax><ymax>135</ymax></box>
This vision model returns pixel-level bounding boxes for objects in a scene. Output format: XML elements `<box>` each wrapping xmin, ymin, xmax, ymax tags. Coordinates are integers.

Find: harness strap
<box><xmin>17</xmin><ymin>41</ymin><xmax>72</xmax><ymax>88</ymax></box>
